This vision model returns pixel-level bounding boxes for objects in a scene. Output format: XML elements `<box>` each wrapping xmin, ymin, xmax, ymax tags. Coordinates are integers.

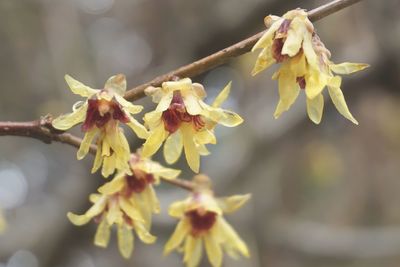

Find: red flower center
<box><xmin>186</xmin><ymin>210</ymin><xmax>217</xmax><ymax>236</ymax></box>
<box><xmin>82</xmin><ymin>97</ymin><xmax>130</xmax><ymax>132</ymax></box>
<box><xmin>296</xmin><ymin>76</ymin><xmax>306</xmax><ymax>89</ymax></box>
<box><xmin>272</xmin><ymin>19</ymin><xmax>292</xmax><ymax>63</ymax></box>
<box><xmin>125</xmin><ymin>170</ymin><xmax>155</xmax><ymax>195</ymax></box>
<box><xmin>162</xmin><ymin>91</ymin><xmax>205</xmax><ymax>134</ymax></box>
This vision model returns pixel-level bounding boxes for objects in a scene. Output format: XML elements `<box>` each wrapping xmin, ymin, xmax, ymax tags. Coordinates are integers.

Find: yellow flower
<box><xmin>67</xmin><ymin>190</ymin><xmax>156</xmax><ymax>259</ymax></box>
<box><xmin>164</xmin><ymin>174</ymin><xmax>250</xmax><ymax>267</ymax></box>
<box><xmin>142</xmin><ymin>78</ymin><xmax>243</xmax><ymax>172</ymax></box>
<box><xmin>52</xmin><ymin>74</ymin><xmax>148</xmax><ymax>177</ymax></box>
<box><xmin>252</xmin><ymin>9</ymin><xmax>369</xmax><ymax>124</ymax></box>
<box><xmin>98</xmin><ymin>152</ymin><xmax>181</xmax><ymax>229</ymax></box>
<box><xmin>0</xmin><ymin>209</ymin><xmax>6</xmax><ymax>233</ymax></box>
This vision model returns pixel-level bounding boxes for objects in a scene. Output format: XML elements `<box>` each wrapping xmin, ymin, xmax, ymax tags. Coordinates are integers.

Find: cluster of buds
<box><xmin>252</xmin><ymin>9</ymin><xmax>369</xmax><ymax>124</ymax></box>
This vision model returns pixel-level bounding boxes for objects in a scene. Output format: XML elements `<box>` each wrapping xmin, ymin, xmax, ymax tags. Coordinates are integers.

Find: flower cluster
<box><xmin>68</xmin><ymin>153</ymin><xmax>180</xmax><ymax>258</ymax></box>
<box><xmin>142</xmin><ymin>78</ymin><xmax>243</xmax><ymax>172</ymax></box>
<box><xmin>164</xmin><ymin>174</ymin><xmax>250</xmax><ymax>267</ymax></box>
<box><xmin>48</xmin><ymin>5</ymin><xmax>369</xmax><ymax>265</ymax></box>
<box><xmin>52</xmin><ymin>75</ymin><xmax>148</xmax><ymax>177</ymax></box>
<box><xmin>252</xmin><ymin>9</ymin><xmax>369</xmax><ymax>124</ymax></box>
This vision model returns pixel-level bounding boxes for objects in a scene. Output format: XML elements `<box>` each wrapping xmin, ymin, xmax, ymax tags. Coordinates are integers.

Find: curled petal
<box><xmin>64</xmin><ymin>75</ymin><xmax>98</xmax><ymax>97</ymax></box>
<box><xmin>306</xmin><ymin>93</ymin><xmax>324</xmax><ymax>124</ymax></box>
<box><xmin>98</xmin><ymin>174</ymin><xmax>125</xmax><ymax>195</ymax></box>
<box><xmin>156</xmin><ymin>91</ymin><xmax>174</xmax><ymax>112</ymax></box>
<box><xmin>163</xmin><ymin>78</ymin><xmax>192</xmax><ymax>93</ymax></box>
<box><xmin>135</xmin><ymin>221</ymin><xmax>157</xmax><ymax>244</ymax></box>
<box><xmin>136</xmin><ymin>161</ymin><xmax>180</xmax><ymax>181</ymax></box>
<box><xmin>195</xmin><ymin>129</ymin><xmax>216</xmax><ymax>145</ymax></box>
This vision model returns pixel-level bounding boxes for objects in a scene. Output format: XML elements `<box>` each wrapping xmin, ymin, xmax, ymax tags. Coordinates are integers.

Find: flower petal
<box><xmin>204</xmin><ymin>234</ymin><xmax>223</xmax><ymax>267</ymax></box>
<box><xmin>52</xmin><ymin>103</ymin><xmax>87</xmax><ymax>130</ymax></box>
<box><xmin>126</xmin><ymin>115</ymin><xmax>149</xmax><ymax>139</ymax></box>
<box><xmin>252</xmin><ymin>17</ymin><xmax>284</xmax><ymax>51</ymax></box>
<box><xmin>114</xmin><ymin>94</ymin><xmax>143</xmax><ymax>114</ymax></box>
<box><xmin>135</xmin><ymin>221</ymin><xmax>157</xmax><ymax>244</ymax></box>
<box><xmin>156</xmin><ymin>91</ymin><xmax>174</xmax><ymax>112</ymax></box>
<box><xmin>136</xmin><ymin>161</ymin><xmax>181</xmax><ymax>181</ymax></box>
<box><xmin>164</xmin><ymin>219</ymin><xmax>190</xmax><ymax>255</ymax></box>
<box><xmin>281</xmin><ymin>17</ymin><xmax>306</xmax><ymax>57</ymax></box>
<box><xmin>217</xmin><ymin>194</ymin><xmax>251</xmax><ymax>214</ymax></box>
<box><xmin>217</xmin><ymin>217</ymin><xmax>249</xmax><ymax>258</ymax></box>
<box><xmin>105</xmin><ymin>74</ymin><xmax>126</xmax><ymax>96</ymax></box>
<box><xmin>183</xmin><ymin>91</ymin><xmax>203</xmax><ymax>115</ymax></box>
<box><xmin>328</xmin><ymin>76</ymin><xmax>358</xmax><ymax>124</ymax></box>
<box><xmin>330</xmin><ymin>62</ymin><xmax>369</xmax><ymax>75</ymax></box>
<box><xmin>64</xmin><ymin>75</ymin><xmax>98</xmax><ymax>97</ymax></box>
<box><xmin>306</xmin><ymin>93</ymin><xmax>324</xmax><ymax>124</ymax></box>
<box><xmin>195</xmin><ymin>129</ymin><xmax>216</xmax><ymax>145</ymax></box>
<box><xmin>94</xmin><ymin>219</ymin><xmax>111</xmax><ymax>248</ymax></box>
<box><xmin>182</xmin><ymin>124</ymin><xmax>200</xmax><ymax>172</ymax></box>
<box><xmin>212</xmin><ymin>82</ymin><xmax>231</xmax><ymax>108</ymax></box>
<box><xmin>117</xmin><ymin>224</ymin><xmax>134</xmax><ymax>259</ymax></box>
<box><xmin>98</xmin><ymin>174</ymin><xmax>125</xmax><ymax>195</ymax></box>
<box><xmin>142</xmin><ymin>123</ymin><xmax>168</xmax><ymax>158</ymax></box>
<box><xmin>77</xmin><ymin>129</ymin><xmax>98</xmax><ymax>160</ymax></box>
<box><xmin>251</xmin><ymin>47</ymin><xmax>275</xmax><ymax>76</ymax></box>
<box><xmin>168</xmin><ymin>200</ymin><xmax>187</xmax><ymax>218</ymax></box>
<box><xmin>163</xmin><ymin>78</ymin><xmax>192</xmax><ymax>92</ymax></box>
<box><xmin>274</xmin><ymin>66</ymin><xmax>300</xmax><ymax>118</ymax></box>
<box><xmin>119</xmin><ymin>197</ymin><xmax>144</xmax><ymax>223</ymax></box>
<box><xmin>184</xmin><ymin>235</ymin><xmax>203</xmax><ymax>267</ymax></box>
<box><xmin>163</xmin><ymin>130</ymin><xmax>183</xmax><ymax>164</ymax></box>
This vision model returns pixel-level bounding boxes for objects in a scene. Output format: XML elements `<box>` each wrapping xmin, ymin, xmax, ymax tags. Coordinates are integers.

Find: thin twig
<box><xmin>123</xmin><ymin>0</ymin><xmax>364</xmax><ymax>101</ymax></box>
<box><xmin>0</xmin><ymin>0</ymin><xmax>364</xmax><ymax>190</ymax></box>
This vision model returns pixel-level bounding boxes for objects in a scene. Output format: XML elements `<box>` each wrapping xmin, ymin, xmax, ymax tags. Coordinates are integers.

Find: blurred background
<box><xmin>0</xmin><ymin>0</ymin><xmax>400</xmax><ymax>266</ymax></box>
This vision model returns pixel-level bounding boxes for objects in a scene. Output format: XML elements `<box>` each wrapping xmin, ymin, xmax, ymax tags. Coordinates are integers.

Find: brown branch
<box><xmin>124</xmin><ymin>0</ymin><xmax>364</xmax><ymax>102</ymax></box>
<box><xmin>0</xmin><ymin>0</ymin><xmax>364</xmax><ymax>190</ymax></box>
<box><xmin>0</xmin><ymin>118</ymin><xmax>193</xmax><ymax>190</ymax></box>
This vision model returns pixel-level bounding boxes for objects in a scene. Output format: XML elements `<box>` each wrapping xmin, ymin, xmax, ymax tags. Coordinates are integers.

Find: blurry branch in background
<box><xmin>0</xmin><ymin>117</ymin><xmax>194</xmax><ymax>191</ymax></box>
<box><xmin>0</xmin><ymin>0</ymin><xmax>363</xmax><ymax>191</ymax></box>
<box><xmin>123</xmin><ymin>0</ymin><xmax>363</xmax><ymax>101</ymax></box>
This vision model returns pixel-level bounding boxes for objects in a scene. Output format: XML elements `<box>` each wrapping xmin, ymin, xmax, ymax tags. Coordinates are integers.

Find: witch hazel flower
<box><xmin>142</xmin><ymin>78</ymin><xmax>243</xmax><ymax>172</ymax></box>
<box><xmin>98</xmin><ymin>152</ymin><xmax>181</xmax><ymax>229</ymax></box>
<box><xmin>164</xmin><ymin>174</ymin><xmax>250</xmax><ymax>267</ymax></box>
<box><xmin>52</xmin><ymin>74</ymin><xmax>148</xmax><ymax>177</ymax></box>
<box><xmin>252</xmin><ymin>9</ymin><xmax>369</xmax><ymax>124</ymax></box>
